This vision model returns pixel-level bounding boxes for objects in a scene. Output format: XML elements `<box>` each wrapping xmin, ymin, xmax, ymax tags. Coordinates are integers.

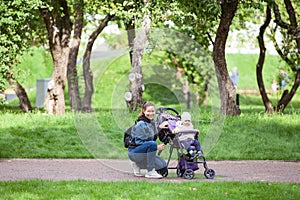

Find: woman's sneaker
<box><xmin>145</xmin><ymin>169</ymin><xmax>163</xmax><ymax>179</ymax></box>
<box><xmin>131</xmin><ymin>162</ymin><xmax>143</xmax><ymax>177</ymax></box>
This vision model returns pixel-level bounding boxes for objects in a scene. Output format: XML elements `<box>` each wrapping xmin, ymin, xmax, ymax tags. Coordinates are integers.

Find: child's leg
<box><xmin>180</xmin><ymin>140</ymin><xmax>191</xmax><ymax>151</ymax></box>
<box><xmin>193</xmin><ymin>140</ymin><xmax>202</xmax><ymax>151</ymax></box>
<box><xmin>180</xmin><ymin>140</ymin><xmax>194</xmax><ymax>156</ymax></box>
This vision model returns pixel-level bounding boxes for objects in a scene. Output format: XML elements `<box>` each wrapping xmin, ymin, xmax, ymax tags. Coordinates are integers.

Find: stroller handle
<box><xmin>156</xmin><ymin>107</ymin><xmax>180</xmax><ymax>117</ymax></box>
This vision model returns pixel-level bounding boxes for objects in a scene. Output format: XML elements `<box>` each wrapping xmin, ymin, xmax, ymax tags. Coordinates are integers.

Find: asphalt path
<box><xmin>0</xmin><ymin>159</ymin><xmax>299</xmax><ymax>183</ymax></box>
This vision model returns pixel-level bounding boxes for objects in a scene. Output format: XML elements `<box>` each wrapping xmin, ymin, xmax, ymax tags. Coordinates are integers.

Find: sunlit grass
<box><xmin>0</xmin><ymin>180</ymin><xmax>299</xmax><ymax>200</ymax></box>
<box><xmin>0</xmin><ymin>52</ymin><xmax>300</xmax><ymax>160</ymax></box>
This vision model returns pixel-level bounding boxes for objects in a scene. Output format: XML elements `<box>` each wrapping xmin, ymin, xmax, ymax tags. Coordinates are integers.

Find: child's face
<box><xmin>182</xmin><ymin>120</ymin><xmax>191</xmax><ymax>126</ymax></box>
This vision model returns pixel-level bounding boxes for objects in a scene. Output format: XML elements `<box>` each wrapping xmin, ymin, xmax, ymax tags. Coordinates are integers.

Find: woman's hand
<box><xmin>157</xmin><ymin>144</ymin><xmax>166</xmax><ymax>151</ymax></box>
<box><xmin>159</xmin><ymin>121</ymin><xmax>168</xmax><ymax>129</ymax></box>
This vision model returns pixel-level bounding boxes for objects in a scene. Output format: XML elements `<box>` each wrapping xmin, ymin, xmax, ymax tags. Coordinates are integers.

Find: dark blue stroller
<box><xmin>156</xmin><ymin>107</ymin><xmax>215</xmax><ymax>179</ymax></box>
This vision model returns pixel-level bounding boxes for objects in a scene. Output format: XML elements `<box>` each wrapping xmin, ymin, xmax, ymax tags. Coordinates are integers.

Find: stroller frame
<box><xmin>156</xmin><ymin>107</ymin><xmax>215</xmax><ymax>180</ymax></box>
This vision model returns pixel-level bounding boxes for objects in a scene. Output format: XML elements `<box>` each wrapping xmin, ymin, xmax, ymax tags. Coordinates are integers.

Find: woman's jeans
<box><xmin>128</xmin><ymin>141</ymin><xmax>166</xmax><ymax>171</ymax></box>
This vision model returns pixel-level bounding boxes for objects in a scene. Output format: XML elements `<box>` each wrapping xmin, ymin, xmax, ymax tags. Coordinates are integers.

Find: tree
<box><xmin>68</xmin><ymin>1</ymin><xmax>123</xmax><ymax>112</ymax></box>
<box><xmin>271</xmin><ymin>0</ymin><xmax>300</xmax><ymax>112</ymax></box>
<box><xmin>38</xmin><ymin>0</ymin><xmax>121</xmax><ymax>114</ymax></box>
<box><xmin>67</xmin><ymin>0</ymin><xmax>84</xmax><ymax>112</ymax></box>
<box><xmin>256</xmin><ymin>0</ymin><xmax>300</xmax><ymax>113</ymax></box>
<box><xmin>256</xmin><ymin>6</ymin><xmax>273</xmax><ymax>113</ymax></box>
<box><xmin>171</xmin><ymin>0</ymin><xmax>241</xmax><ymax>115</ymax></box>
<box><xmin>39</xmin><ymin>0</ymin><xmax>72</xmax><ymax>115</ymax></box>
<box><xmin>81</xmin><ymin>13</ymin><xmax>115</xmax><ymax>112</ymax></box>
<box><xmin>0</xmin><ymin>0</ymin><xmax>40</xmax><ymax>112</ymax></box>
<box><xmin>128</xmin><ymin>1</ymin><xmax>151</xmax><ymax>111</ymax></box>
<box><xmin>213</xmin><ymin>0</ymin><xmax>241</xmax><ymax>115</ymax></box>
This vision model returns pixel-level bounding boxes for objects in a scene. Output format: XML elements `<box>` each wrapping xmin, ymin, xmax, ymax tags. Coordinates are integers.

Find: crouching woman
<box><xmin>128</xmin><ymin>102</ymin><xmax>167</xmax><ymax>179</ymax></box>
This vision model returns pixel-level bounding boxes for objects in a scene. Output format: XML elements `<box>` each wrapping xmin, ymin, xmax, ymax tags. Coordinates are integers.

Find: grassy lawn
<box><xmin>226</xmin><ymin>53</ymin><xmax>286</xmax><ymax>90</ymax></box>
<box><xmin>0</xmin><ymin>52</ymin><xmax>299</xmax><ymax>160</ymax></box>
<box><xmin>0</xmin><ymin>180</ymin><xmax>299</xmax><ymax>200</ymax></box>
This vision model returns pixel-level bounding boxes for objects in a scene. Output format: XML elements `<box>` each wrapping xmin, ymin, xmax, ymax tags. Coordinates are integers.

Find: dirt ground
<box><xmin>0</xmin><ymin>159</ymin><xmax>299</xmax><ymax>183</ymax></box>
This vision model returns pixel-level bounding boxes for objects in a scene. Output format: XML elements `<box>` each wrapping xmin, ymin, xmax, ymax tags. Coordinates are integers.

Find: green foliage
<box><xmin>0</xmin><ymin>180</ymin><xmax>299</xmax><ymax>200</ymax></box>
<box><xmin>270</xmin><ymin>0</ymin><xmax>300</xmax><ymax>71</ymax></box>
<box><xmin>101</xmin><ymin>29</ymin><xmax>128</xmax><ymax>50</ymax></box>
<box><xmin>173</xmin><ymin>0</ymin><xmax>220</xmax><ymax>48</ymax></box>
<box><xmin>16</xmin><ymin>47</ymin><xmax>53</xmax><ymax>88</ymax></box>
<box><xmin>0</xmin><ymin>0</ymin><xmax>43</xmax><ymax>92</ymax></box>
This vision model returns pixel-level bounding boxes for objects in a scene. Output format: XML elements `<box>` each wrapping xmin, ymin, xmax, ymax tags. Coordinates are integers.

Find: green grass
<box><xmin>206</xmin><ymin>113</ymin><xmax>300</xmax><ymax>160</ymax></box>
<box><xmin>1</xmin><ymin>108</ymin><xmax>299</xmax><ymax>160</ymax></box>
<box><xmin>0</xmin><ymin>51</ymin><xmax>300</xmax><ymax>160</ymax></box>
<box><xmin>16</xmin><ymin>46</ymin><xmax>53</xmax><ymax>88</ymax></box>
<box><xmin>0</xmin><ymin>180</ymin><xmax>299</xmax><ymax>200</ymax></box>
<box><xmin>0</xmin><ymin>112</ymin><xmax>91</xmax><ymax>158</ymax></box>
<box><xmin>226</xmin><ymin>53</ymin><xmax>285</xmax><ymax>90</ymax></box>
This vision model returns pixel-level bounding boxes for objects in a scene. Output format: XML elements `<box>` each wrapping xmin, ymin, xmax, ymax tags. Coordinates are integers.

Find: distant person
<box><xmin>230</xmin><ymin>67</ymin><xmax>239</xmax><ymax>89</ymax></box>
<box><xmin>278</xmin><ymin>68</ymin><xmax>290</xmax><ymax>89</ymax></box>
<box><xmin>271</xmin><ymin>80</ymin><xmax>279</xmax><ymax>93</ymax></box>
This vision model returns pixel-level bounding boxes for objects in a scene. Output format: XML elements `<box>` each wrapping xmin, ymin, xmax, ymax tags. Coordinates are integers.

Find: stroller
<box><xmin>156</xmin><ymin>107</ymin><xmax>215</xmax><ymax>180</ymax></box>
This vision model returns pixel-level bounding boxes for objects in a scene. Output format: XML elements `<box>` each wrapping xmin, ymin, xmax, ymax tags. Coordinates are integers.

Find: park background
<box><xmin>0</xmin><ymin>45</ymin><xmax>299</xmax><ymax>199</ymax></box>
<box><xmin>1</xmin><ymin>1</ymin><xmax>300</xmax><ymax>199</ymax></box>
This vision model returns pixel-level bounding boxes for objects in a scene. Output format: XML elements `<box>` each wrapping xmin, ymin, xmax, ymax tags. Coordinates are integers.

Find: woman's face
<box><xmin>144</xmin><ymin>106</ymin><xmax>155</xmax><ymax>120</ymax></box>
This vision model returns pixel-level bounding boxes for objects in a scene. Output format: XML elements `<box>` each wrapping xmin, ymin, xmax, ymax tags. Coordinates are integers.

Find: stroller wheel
<box><xmin>161</xmin><ymin>170</ymin><xmax>168</xmax><ymax>177</ymax></box>
<box><xmin>176</xmin><ymin>168</ymin><xmax>184</xmax><ymax>177</ymax></box>
<box><xmin>157</xmin><ymin>167</ymin><xmax>168</xmax><ymax>177</ymax></box>
<box><xmin>183</xmin><ymin>169</ymin><xmax>194</xmax><ymax>180</ymax></box>
<box><xmin>204</xmin><ymin>168</ymin><xmax>215</xmax><ymax>179</ymax></box>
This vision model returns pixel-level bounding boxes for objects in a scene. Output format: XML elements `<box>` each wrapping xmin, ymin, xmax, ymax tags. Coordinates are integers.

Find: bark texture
<box><xmin>40</xmin><ymin>1</ymin><xmax>72</xmax><ymax>115</ymax></box>
<box><xmin>272</xmin><ymin>0</ymin><xmax>300</xmax><ymax>112</ymax></box>
<box><xmin>212</xmin><ymin>0</ymin><xmax>240</xmax><ymax>115</ymax></box>
<box><xmin>7</xmin><ymin>77</ymin><xmax>32</xmax><ymax>112</ymax></box>
<box><xmin>67</xmin><ymin>0</ymin><xmax>83</xmax><ymax>111</ymax></box>
<box><xmin>127</xmin><ymin>1</ymin><xmax>151</xmax><ymax>111</ymax></box>
<box><xmin>256</xmin><ymin>6</ymin><xmax>274</xmax><ymax>114</ymax></box>
<box><xmin>81</xmin><ymin>14</ymin><xmax>114</xmax><ymax>112</ymax></box>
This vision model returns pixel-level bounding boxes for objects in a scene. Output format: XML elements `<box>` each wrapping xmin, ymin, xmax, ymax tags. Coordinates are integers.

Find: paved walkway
<box><xmin>1</xmin><ymin>159</ymin><xmax>299</xmax><ymax>183</ymax></box>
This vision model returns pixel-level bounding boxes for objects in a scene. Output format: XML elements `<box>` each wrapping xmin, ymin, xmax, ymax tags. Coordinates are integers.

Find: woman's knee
<box><xmin>147</xmin><ymin>141</ymin><xmax>158</xmax><ymax>151</ymax></box>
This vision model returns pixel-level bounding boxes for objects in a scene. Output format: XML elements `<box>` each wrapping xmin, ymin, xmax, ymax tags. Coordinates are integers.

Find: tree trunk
<box><xmin>256</xmin><ymin>6</ymin><xmax>274</xmax><ymax>114</ymax></box>
<box><xmin>272</xmin><ymin>0</ymin><xmax>300</xmax><ymax>111</ymax></box>
<box><xmin>67</xmin><ymin>0</ymin><xmax>83</xmax><ymax>111</ymax></box>
<box><xmin>82</xmin><ymin>14</ymin><xmax>114</xmax><ymax>112</ymax></box>
<box><xmin>7</xmin><ymin>77</ymin><xmax>32</xmax><ymax>112</ymax></box>
<box><xmin>127</xmin><ymin>1</ymin><xmax>151</xmax><ymax>111</ymax></box>
<box><xmin>212</xmin><ymin>0</ymin><xmax>240</xmax><ymax>115</ymax></box>
<box><xmin>275</xmin><ymin>69</ymin><xmax>300</xmax><ymax>111</ymax></box>
<box><xmin>125</xmin><ymin>20</ymin><xmax>135</xmax><ymax>65</ymax></box>
<box><xmin>40</xmin><ymin>1</ymin><xmax>72</xmax><ymax>115</ymax></box>
<box><xmin>45</xmin><ymin>49</ymin><xmax>69</xmax><ymax>115</ymax></box>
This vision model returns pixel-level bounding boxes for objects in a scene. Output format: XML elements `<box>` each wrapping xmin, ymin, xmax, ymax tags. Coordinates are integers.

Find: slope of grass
<box><xmin>0</xmin><ymin>50</ymin><xmax>299</xmax><ymax>160</ymax></box>
<box><xmin>226</xmin><ymin>53</ymin><xmax>285</xmax><ymax>90</ymax></box>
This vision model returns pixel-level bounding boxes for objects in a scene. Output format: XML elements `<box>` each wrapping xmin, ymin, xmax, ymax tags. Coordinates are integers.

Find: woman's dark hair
<box><xmin>138</xmin><ymin>102</ymin><xmax>155</xmax><ymax>117</ymax></box>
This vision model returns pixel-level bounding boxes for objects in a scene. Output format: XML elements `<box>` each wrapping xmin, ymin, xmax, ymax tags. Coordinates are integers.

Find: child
<box><xmin>172</xmin><ymin>112</ymin><xmax>203</xmax><ymax>158</ymax></box>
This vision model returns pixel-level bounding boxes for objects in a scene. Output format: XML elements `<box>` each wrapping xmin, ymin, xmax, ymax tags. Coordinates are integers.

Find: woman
<box><xmin>128</xmin><ymin>102</ymin><xmax>167</xmax><ymax>179</ymax></box>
